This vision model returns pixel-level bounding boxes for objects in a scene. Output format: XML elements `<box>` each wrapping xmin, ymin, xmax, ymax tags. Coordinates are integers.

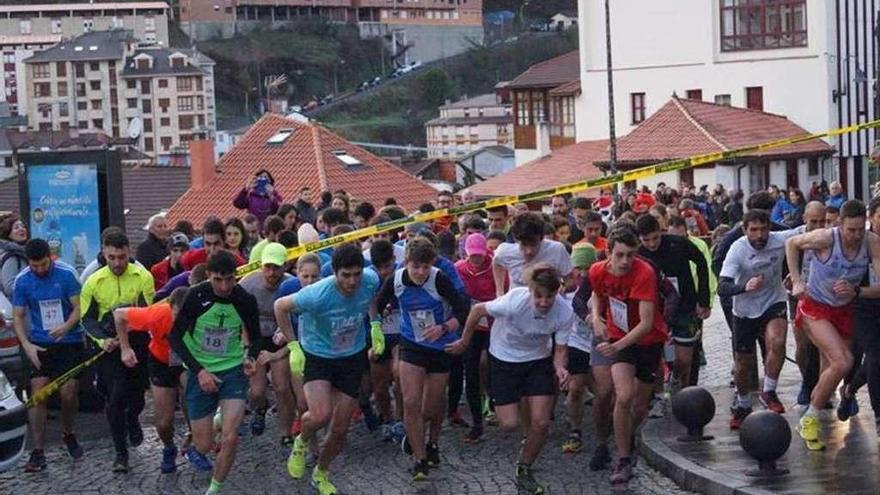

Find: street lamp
<box><xmin>605</xmin><ymin>0</ymin><xmax>618</xmax><ymax>176</ymax></box>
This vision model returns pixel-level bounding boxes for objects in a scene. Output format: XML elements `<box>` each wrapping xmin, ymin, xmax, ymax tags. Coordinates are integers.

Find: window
<box><xmin>144</xmin><ymin>137</ymin><xmax>154</xmax><ymax>152</ymax></box>
<box><xmin>333</xmin><ymin>150</ymin><xmax>363</xmax><ymax>167</ymax></box>
<box><xmin>77</xmin><ymin>101</ymin><xmax>87</xmax><ymax>111</ymax></box>
<box><xmin>57</xmin><ymin>82</ymin><xmax>68</xmax><ymax>97</ymax></box>
<box><xmin>158</xmin><ymin>79</ymin><xmax>168</xmax><ymax>88</ymax></box>
<box><xmin>32</xmin><ymin>64</ymin><xmax>50</xmax><ymax>79</ymax></box>
<box><xmin>746</xmin><ymin>86</ymin><xmax>764</xmax><ymax>111</ymax></box>
<box><xmin>89</xmin><ymin>62</ymin><xmax>99</xmax><ymax>72</ymax></box>
<box><xmin>170</xmin><ymin>56</ymin><xmax>185</xmax><ymax>68</ymax></box>
<box><xmin>159</xmin><ymin>98</ymin><xmax>170</xmax><ymax>112</ymax></box>
<box><xmin>83</xmin><ymin>19</ymin><xmax>93</xmax><ymax>32</ymax></box>
<box><xmin>178</xmin><ymin>96</ymin><xmax>193</xmax><ymax>111</ymax></box>
<box><xmin>145</xmin><ymin>16</ymin><xmax>156</xmax><ymax>31</ymax></box>
<box><xmin>89</xmin><ymin>80</ymin><xmax>101</xmax><ymax>91</ymax></box>
<box><xmin>126</xmin><ymin>80</ymin><xmax>136</xmax><ymax>89</ymax></box>
<box><xmin>58</xmin><ymin>102</ymin><xmax>69</xmax><ymax>117</ymax></box>
<box><xmin>179</xmin><ymin>115</ymin><xmax>194</xmax><ymax>129</ymax></box>
<box><xmin>515</xmin><ymin>91</ymin><xmax>529</xmax><ymax>126</ymax></box>
<box><xmin>142</xmin><ymin>99</ymin><xmax>152</xmax><ymax>114</ymax></box>
<box><xmin>144</xmin><ymin>118</ymin><xmax>153</xmax><ymax>132</ymax></box>
<box><xmin>177</xmin><ymin>77</ymin><xmax>193</xmax><ymax>92</ymax></box>
<box><xmin>112</xmin><ymin>16</ymin><xmax>123</xmax><ymax>29</ymax></box>
<box><xmin>76</xmin><ymin>83</ymin><xmax>86</xmax><ymax>97</ymax></box>
<box><xmin>56</xmin><ymin>62</ymin><xmax>66</xmax><ymax>77</ymax></box>
<box><xmin>720</xmin><ymin>0</ymin><xmax>807</xmax><ymax>52</ymax></box>
<box><xmin>92</xmin><ymin>118</ymin><xmax>103</xmax><ymax>129</ymax></box>
<box><xmin>267</xmin><ymin>129</ymin><xmax>294</xmax><ymax>144</ymax></box>
<box><xmin>715</xmin><ymin>94</ymin><xmax>732</xmax><ymax>106</ymax></box>
<box><xmin>140</xmin><ymin>80</ymin><xmax>150</xmax><ymax>94</ymax></box>
<box><xmin>33</xmin><ymin>83</ymin><xmax>51</xmax><ymax>98</ymax></box>
<box><xmin>161</xmin><ymin>136</ymin><xmax>172</xmax><ymax>151</ymax></box>
<box><xmin>630</xmin><ymin>92</ymin><xmax>646</xmax><ymax>124</ymax></box>
<box><xmin>160</xmin><ymin>117</ymin><xmax>170</xmax><ymax>127</ymax></box>
<box><xmin>91</xmin><ymin>100</ymin><xmax>102</xmax><ymax>110</ymax></box>
<box><xmin>196</xmin><ymin>77</ymin><xmax>203</xmax><ymax>91</ymax></box>
<box><xmin>197</xmin><ymin>96</ymin><xmax>204</xmax><ymax>110</ymax></box>
<box><xmin>75</xmin><ymin>63</ymin><xmax>85</xmax><ymax>78</ymax></box>
<box><xmin>127</xmin><ymin>98</ymin><xmax>137</xmax><ymax>109</ymax></box>
<box><xmin>808</xmin><ymin>158</ymin><xmax>819</xmax><ymax>176</ymax></box>
<box><xmin>19</xmin><ymin>20</ymin><xmax>31</xmax><ymax>35</ymax></box>
<box><xmin>38</xmin><ymin>103</ymin><xmax>51</xmax><ymax>119</ymax></box>
<box><xmin>686</xmin><ymin>89</ymin><xmax>703</xmax><ymax>101</ymax></box>
<box><xmin>136</xmin><ymin>58</ymin><xmax>151</xmax><ymax>70</ymax></box>
<box><xmin>51</xmin><ymin>18</ymin><xmax>62</xmax><ymax>34</ymax></box>
<box><xmin>197</xmin><ymin>114</ymin><xmax>205</xmax><ymax>127</ymax></box>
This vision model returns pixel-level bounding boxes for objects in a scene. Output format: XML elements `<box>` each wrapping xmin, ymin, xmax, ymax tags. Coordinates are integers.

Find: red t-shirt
<box><xmin>634</xmin><ymin>193</ymin><xmax>656</xmax><ymax>213</ymax></box>
<box><xmin>181</xmin><ymin>248</ymin><xmax>247</xmax><ymax>271</ymax></box>
<box><xmin>588</xmin><ymin>257</ymin><xmax>668</xmax><ymax>345</ymax></box>
<box><xmin>126</xmin><ymin>303</ymin><xmax>174</xmax><ymax>364</ymax></box>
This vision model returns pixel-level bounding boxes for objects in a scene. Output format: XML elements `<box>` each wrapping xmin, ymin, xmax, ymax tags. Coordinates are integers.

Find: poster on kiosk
<box><xmin>17</xmin><ymin>149</ymin><xmax>124</xmax><ymax>274</ymax></box>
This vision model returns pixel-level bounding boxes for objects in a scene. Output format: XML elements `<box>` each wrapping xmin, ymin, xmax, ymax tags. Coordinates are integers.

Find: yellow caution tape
<box><xmin>236</xmin><ymin>118</ymin><xmax>880</xmax><ymax>278</ymax></box>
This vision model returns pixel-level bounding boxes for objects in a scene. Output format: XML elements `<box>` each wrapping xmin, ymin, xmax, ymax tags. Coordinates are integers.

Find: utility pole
<box><xmin>605</xmin><ymin>0</ymin><xmax>618</xmax><ymax>175</ymax></box>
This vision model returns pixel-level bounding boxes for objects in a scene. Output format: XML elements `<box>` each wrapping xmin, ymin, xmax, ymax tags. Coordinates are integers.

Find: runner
<box><xmin>239</xmin><ymin>243</ymin><xmax>295</xmax><ymax>446</ymax></box>
<box><xmin>786</xmin><ymin>200</ymin><xmax>880</xmax><ymax>450</ymax></box>
<box><xmin>374</xmin><ymin>238</ymin><xmax>470</xmax><ymax>481</ymax></box>
<box><xmin>448</xmin><ymin>263</ymin><xmax>574</xmax><ymax>495</ymax></box>
<box><xmin>181</xmin><ymin>219</ymin><xmax>247</xmax><ymax>270</ymax></box>
<box><xmin>276</xmin><ymin>244</ymin><xmax>384</xmax><ymax>495</ymax></box>
<box><xmin>114</xmin><ymin>287</ymin><xmax>192</xmax><ymax>473</ymax></box>
<box><xmin>718</xmin><ymin>210</ymin><xmax>795</xmax><ymax>430</ymax></box>
<box><xmin>81</xmin><ymin>230</ymin><xmax>155</xmax><ymax>473</ymax></box>
<box><xmin>168</xmin><ymin>250</ymin><xmax>261</xmax><ymax>494</ymax></box>
<box><xmin>12</xmin><ymin>239</ymin><xmax>85</xmax><ymax>472</ymax></box>
<box><xmin>493</xmin><ymin>212</ymin><xmax>574</xmax><ymax>297</ymax></box>
<box><xmin>575</xmin><ymin>210</ymin><xmax>609</xmax><ymax>256</ymax></box>
<box><xmin>589</xmin><ymin>225</ymin><xmax>668</xmax><ymax>488</ymax></box>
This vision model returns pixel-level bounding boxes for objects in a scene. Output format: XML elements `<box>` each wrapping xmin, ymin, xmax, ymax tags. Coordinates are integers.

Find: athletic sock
<box><xmin>805</xmin><ymin>405</ymin><xmax>820</xmax><ymax>418</ymax></box>
<box><xmin>763</xmin><ymin>377</ymin><xmax>778</xmax><ymax>393</ymax></box>
<box><xmin>737</xmin><ymin>394</ymin><xmax>752</xmax><ymax>409</ymax></box>
<box><xmin>206</xmin><ymin>478</ymin><xmax>222</xmax><ymax>494</ymax></box>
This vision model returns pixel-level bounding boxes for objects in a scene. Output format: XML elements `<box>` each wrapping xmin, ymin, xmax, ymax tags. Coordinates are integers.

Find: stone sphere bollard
<box><xmin>671</xmin><ymin>386</ymin><xmax>716</xmax><ymax>442</ymax></box>
<box><xmin>739</xmin><ymin>410</ymin><xmax>791</xmax><ymax>477</ymax></box>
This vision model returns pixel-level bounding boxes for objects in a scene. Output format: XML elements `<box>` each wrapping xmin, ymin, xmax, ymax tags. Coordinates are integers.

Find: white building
<box><xmin>550</xmin><ymin>12</ymin><xmax>578</xmax><ymax>31</ymax></box>
<box><xmin>577</xmin><ymin>0</ymin><xmax>878</xmax><ymax>199</ymax></box>
<box><xmin>425</xmin><ymin>93</ymin><xmax>513</xmax><ymax>159</ymax></box>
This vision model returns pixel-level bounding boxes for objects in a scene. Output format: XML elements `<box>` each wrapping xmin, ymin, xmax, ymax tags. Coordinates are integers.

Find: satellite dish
<box><xmin>128</xmin><ymin>117</ymin><xmax>142</xmax><ymax>139</ymax></box>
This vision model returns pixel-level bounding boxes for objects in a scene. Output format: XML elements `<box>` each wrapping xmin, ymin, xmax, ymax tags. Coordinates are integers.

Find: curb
<box><xmin>638</xmin><ymin>418</ymin><xmax>776</xmax><ymax>495</ymax></box>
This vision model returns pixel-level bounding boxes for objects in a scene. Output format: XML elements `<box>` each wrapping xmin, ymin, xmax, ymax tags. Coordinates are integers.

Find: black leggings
<box><xmin>846</xmin><ymin>306</ymin><xmax>880</xmax><ymax>415</ymax></box>
<box><xmin>447</xmin><ymin>355</ymin><xmax>464</xmax><ymax>416</ymax></box>
<box><xmin>463</xmin><ymin>332</ymin><xmax>490</xmax><ymax>427</ymax></box>
<box><xmin>96</xmin><ymin>338</ymin><xmax>149</xmax><ymax>455</ymax></box>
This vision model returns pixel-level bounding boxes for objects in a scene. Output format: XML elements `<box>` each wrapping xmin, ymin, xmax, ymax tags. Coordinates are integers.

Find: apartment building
<box><xmin>0</xmin><ymin>34</ymin><xmax>61</xmax><ymax>116</ymax></box>
<box><xmin>425</xmin><ymin>93</ymin><xmax>513</xmax><ymax>159</ymax></box>
<box><xmin>23</xmin><ymin>30</ymin><xmax>215</xmax><ymax>162</ymax></box>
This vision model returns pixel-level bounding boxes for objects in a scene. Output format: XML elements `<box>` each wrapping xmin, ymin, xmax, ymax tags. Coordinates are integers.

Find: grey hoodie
<box><xmin>0</xmin><ymin>238</ymin><xmax>26</xmax><ymax>299</ymax></box>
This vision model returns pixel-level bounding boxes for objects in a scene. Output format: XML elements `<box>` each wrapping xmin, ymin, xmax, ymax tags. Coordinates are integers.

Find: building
<box><xmin>23</xmin><ymin>30</ymin><xmax>216</xmax><ymax>162</ymax></box>
<box><xmin>592</xmin><ymin>96</ymin><xmax>834</xmax><ymax>195</ymax></box>
<box><xmin>425</xmin><ymin>93</ymin><xmax>512</xmax><ymax>159</ymax></box>
<box><xmin>577</xmin><ymin>0</ymin><xmax>878</xmax><ymax>200</ymax></box>
<box><xmin>166</xmin><ymin>113</ymin><xmax>438</xmax><ymax>224</ymax></box>
<box><xmin>178</xmin><ymin>0</ymin><xmax>483</xmax><ymax>64</ymax></box>
<box><xmin>0</xmin><ymin>2</ymin><xmax>169</xmax><ymax>46</ymax></box>
<box><xmin>550</xmin><ymin>12</ymin><xmax>578</xmax><ymax>31</ymax></box>
<box><xmin>456</xmin><ymin>145</ymin><xmax>514</xmax><ymax>186</ymax></box>
<box><xmin>0</xmin><ymin>35</ymin><xmax>62</xmax><ymax>116</ymax></box>
<box><xmin>505</xmin><ymin>50</ymin><xmax>581</xmax><ymax>166</ymax></box>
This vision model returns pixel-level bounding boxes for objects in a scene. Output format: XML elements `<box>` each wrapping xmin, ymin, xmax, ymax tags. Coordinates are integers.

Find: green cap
<box><xmin>261</xmin><ymin>242</ymin><xmax>288</xmax><ymax>267</ymax></box>
<box><xmin>571</xmin><ymin>243</ymin><xmax>597</xmax><ymax>269</ymax></box>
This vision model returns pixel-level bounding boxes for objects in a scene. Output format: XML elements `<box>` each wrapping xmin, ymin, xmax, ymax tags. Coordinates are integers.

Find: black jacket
<box><xmin>136</xmin><ymin>233</ymin><xmax>168</xmax><ymax>271</ymax></box>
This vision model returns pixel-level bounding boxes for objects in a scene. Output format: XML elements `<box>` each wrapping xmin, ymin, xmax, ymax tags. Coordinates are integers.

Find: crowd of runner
<box><xmin>2</xmin><ymin>172</ymin><xmax>877</xmax><ymax>494</ymax></box>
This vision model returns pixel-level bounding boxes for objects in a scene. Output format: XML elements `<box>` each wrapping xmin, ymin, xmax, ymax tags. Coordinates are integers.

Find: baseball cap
<box><xmin>464</xmin><ymin>233</ymin><xmax>488</xmax><ymax>257</ymax></box>
<box><xmin>571</xmin><ymin>243</ymin><xmax>597</xmax><ymax>269</ymax></box>
<box><xmin>169</xmin><ymin>232</ymin><xmax>190</xmax><ymax>249</ymax></box>
<box><xmin>261</xmin><ymin>242</ymin><xmax>288</xmax><ymax>267</ymax></box>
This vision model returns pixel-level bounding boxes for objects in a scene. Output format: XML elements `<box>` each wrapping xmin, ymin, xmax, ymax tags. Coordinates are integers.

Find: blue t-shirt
<box><xmin>292</xmin><ymin>269</ymin><xmax>379</xmax><ymax>359</ymax></box>
<box><xmin>434</xmin><ymin>256</ymin><xmax>465</xmax><ymax>292</ymax></box>
<box><xmin>12</xmin><ymin>261</ymin><xmax>83</xmax><ymax>345</ymax></box>
<box><xmin>275</xmin><ymin>276</ymin><xmax>304</xmax><ymax>336</ymax></box>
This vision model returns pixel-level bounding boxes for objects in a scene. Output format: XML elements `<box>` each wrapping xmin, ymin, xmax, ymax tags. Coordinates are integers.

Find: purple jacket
<box><xmin>233</xmin><ymin>187</ymin><xmax>282</xmax><ymax>223</ymax></box>
<box><xmin>155</xmin><ymin>270</ymin><xmax>191</xmax><ymax>301</ymax></box>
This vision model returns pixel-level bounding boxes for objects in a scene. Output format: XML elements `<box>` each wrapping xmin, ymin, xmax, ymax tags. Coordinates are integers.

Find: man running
<box><xmin>493</xmin><ymin>212</ymin><xmax>574</xmax><ymax>297</ymax></box>
<box><xmin>239</xmin><ymin>243</ymin><xmax>295</xmax><ymax>446</ymax></box>
<box><xmin>168</xmin><ymin>251</ymin><xmax>261</xmax><ymax>494</ymax></box>
<box><xmin>375</xmin><ymin>238</ymin><xmax>469</xmax><ymax>480</ymax></box>
<box><xmin>448</xmin><ymin>263</ymin><xmax>574</xmax><ymax>495</ymax></box>
<box><xmin>114</xmin><ymin>287</ymin><xmax>192</xmax><ymax>473</ymax></box>
<box><xmin>275</xmin><ymin>244</ymin><xmax>384</xmax><ymax>495</ymax></box>
<box><xmin>589</xmin><ymin>225</ymin><xmax>668</xmax><ymax>488</ymax></box>
<box><xmin>81</xmin><ymin>230</ymin><xmax>155</xmax><ymax>473</ymax></box>
<box><xmin>787</xmin><ymin>199</ymin><xmax>880</xmax><ymax>450</ymax></box>
<box><xmin>12</xmin><ymin>239</ymin><xmax>85</xmax><ymax>471</ymax></box>
<box><xmin>719</xmin><ymin>210</ymin><xmax>795</xmax><ymax>429</ymax></box>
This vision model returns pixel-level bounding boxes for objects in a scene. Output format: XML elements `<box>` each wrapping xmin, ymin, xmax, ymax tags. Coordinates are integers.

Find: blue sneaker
<box><xmin>361</xmin><ymin>403</ymin><xmax>380</xmax><ymax>432</ymax></box>
<box><xmin>160</xmin><ymin>445</ymin><xmax>177</xmax><ymax>473</ymax></box>
<box><xmin>185</xmin><ymin>445</ymin><xmax>213</xmax><ymax>472</ymax></box>
<box><xmin>251</xmin><ymin>411</ymin><xmax>266</xmax><ymax>437</ymax></box>
<box><xmin>390</xmin><ymin>421</ymin><xmax>406</xmax><ymax>444</ymax></box>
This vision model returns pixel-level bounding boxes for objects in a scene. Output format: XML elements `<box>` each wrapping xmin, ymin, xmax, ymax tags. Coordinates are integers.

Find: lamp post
<box><xmin>605</xmin><ymin>0</ymin><xmax>618</xmax><ymax>176</ymax></box>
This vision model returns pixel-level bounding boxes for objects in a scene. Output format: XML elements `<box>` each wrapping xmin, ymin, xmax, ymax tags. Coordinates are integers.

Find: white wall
<box><xmin>515</xmin><ymin>148</ymin><xmax>542</xmax><ymax>167</ymax></box>
<box><xmin>769</xmin><ymin>161</ymin><xmax>787</xmax><ymax>189</ymax></box>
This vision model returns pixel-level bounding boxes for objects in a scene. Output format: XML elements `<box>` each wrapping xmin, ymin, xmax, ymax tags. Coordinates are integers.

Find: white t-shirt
<box><xmin>720</xmin><ymin>229</ymin><xmax>799</xmax><ymax>319</ymax></box>
<box><xmin>486</xmin><ymin>287</ymin><xmax>575</xmax><ymax>363</ymax></box>
<box><xmin>363</xmin><ymin>243</ymin><xmax>405</xmax><ymax>266</ymax></box>
<box><xmin>494</xmin><ymin>239</ymin><xmax>573</xmax><ymax>290</ymax></box>
<box><xmin>562</xmin><ymin>292</ymin><xmax>592</xmax><ymax>353</ymax></box>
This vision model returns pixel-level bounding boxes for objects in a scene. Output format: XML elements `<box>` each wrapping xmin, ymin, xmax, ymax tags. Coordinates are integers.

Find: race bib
<box><xmin>201</xmin><ymin>326</ymin><xmax>230</xmax><ymax>355</ymax></box>
<box><xmin>410</xmin><ymin>309</ymin><xmax>437</xmax><ymax>343</ymax></box>
<box><xmin>609</xmin><ymin>297</ymin><xmax>629</xmax><ymax>333</ymax></box>
<box><xmin>39</xmin><ymin>299</ymin><xmax>64</xmax><ymax>330</ymax></box>
<box><xmin>331</xmin><ymin>325</ymin><xmax>358</xmax><ymax>352</ymax></box>
<box><xmin>667</xmin><ymin>277</ymin><xmax>679</xmax><ymax>293</ymax></box>
<box><xmin>382</xmin><ymin>310</ymin><xmax>401</xmax><ymax>335</ymax></box>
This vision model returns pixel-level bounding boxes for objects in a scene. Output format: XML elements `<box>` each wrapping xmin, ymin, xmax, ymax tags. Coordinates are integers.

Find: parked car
<box><xmin>319</xmin><ymin>94</ymin><xmax>334</xmax><ymax>106</ymax></box>
<box><xmin>0</xmin><ymin>293</ymin><xmax>24</xmax><ymax>393</ymax></box>
<box><xmin>356</xmin><ymin>81</ymin><xmax>370</xmax><ymax>92</ymax></box>
<box><xmin>409</xmin><ymin>61</ymin><xmax>423</xmax><ymax>70</ymax></box>
<box><xmin>0</xmin><ymin>368</ymin><xmax>26</xmax><ymax>473</ymax></box>
<box><xmin>370</xmin><ymin>76</ymin><xmax>382</xmax><ymax>87</ymax></box>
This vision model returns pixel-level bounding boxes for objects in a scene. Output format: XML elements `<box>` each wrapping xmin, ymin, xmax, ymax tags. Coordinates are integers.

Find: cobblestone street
<box><xmin>0</xmin><ymin>305</ymin><xmax>762</xmax><ymax>495</ymax></box>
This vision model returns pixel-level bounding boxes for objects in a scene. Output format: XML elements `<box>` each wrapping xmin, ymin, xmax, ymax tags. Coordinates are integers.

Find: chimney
<box><xmin>535</xmin><ymin>120</ymin><xmax>551</xmax><ymax>159</ymax></box>
<box><xmin>189</xmin><ymin>138</ymin><xmax>215</xmax><ymax>191</ymax></box>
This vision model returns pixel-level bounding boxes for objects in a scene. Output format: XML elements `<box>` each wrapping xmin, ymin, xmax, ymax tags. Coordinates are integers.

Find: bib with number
<box><xmin>39</xmin><ymin>299</ymin><xmax>64</xmax><ymax>330</ymax></box>
<box><xmin>409</xmin><ymin>309</ymin><xmax>437</xmax><ymax>342</ymax></box>
<box><xmin>382</xmin><ymin>310</ymin><xmax>401</xmax><ymax>335</ymax></box>
<box><xmin>331</xmin><ymin>325</ymin><xmax>359</xmax><ymax>352</ymax></box>
<box><xmin>201</xmin><ymin>326</ymin><xmax>230</xmax><ymax>355</ymax></box>
<box><xmin>609</xmin><ymin>297</ymin><xmax>629</xmax><ymax>333</ymax></box>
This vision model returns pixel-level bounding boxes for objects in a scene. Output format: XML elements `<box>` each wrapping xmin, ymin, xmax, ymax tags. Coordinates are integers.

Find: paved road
<box><xmin>0</xmin><ymin>302</ymin><xmax>764</xmax><ymax>495</ymax></box>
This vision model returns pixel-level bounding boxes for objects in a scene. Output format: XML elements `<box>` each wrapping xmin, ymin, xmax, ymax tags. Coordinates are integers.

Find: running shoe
<box><xmin>589</xmin><ymin>443</ymin><xmax>611</xmax><ymax>471</ymax></box>
<box><xmin>484</xmin><ymin>410</ymin><xmax>498</xmax><ymax>426</ymax></box>
<box><xmin>251</xmin><ymin>410</ymin><xmax>267</xmax><ymax>437</ymax></box>
<box><xmin>515</xmin><ymin>464</ymin><xmax>544</xmax><ymax>494</ymax></box>
<box><xmin>361</xmin><ymin>403</ymin><xmax>381</xmax><ymax>432</ymax></box>
<box><xmin>311</xmin><ymin>467</ymin><xmax>338</xmax><ymax>495</ymax></box>
<box><xmin>426</xmin><ymin>442</ymin><xmax>440</xmax><ymax>467</ymax></box>
<box><xmin>400</xmin><ymin>434</ymin><xmax>413</xmax><ymax>456</ymax></box>
<box><xmin>448</xmin><ymin>408</ymin><xmax>469</xmax><ymax>428</ymax></box>
<box><xmin>112</xmin><ymin>452</ymin><xmax>129</xmax><ymax>473</ymax></box>
<box><xmin>837</xmin><ymin>385</ymin><xmax>860</xmax><ymax>421</ymax></box>
<box><xmin>63</xmin><ymin>432</ymin><xmax>84</xmax><ymax>460</ymax></box>
<box><xmin>797</xmin><ymin>415</ymin><xmax>826</xmax><ymax>451</ymax></box>
<box><xmin>562</xmin><ymin>430</ymin><xmax>583</xmax><ymax>454</ymax></box>
<box><xmin>648</xmin><ymin>396</ymin><xmax>666</xmax><ymax>419</ymax></box>
<box><xmin>609</xmin><ymin>458</ymin><xmax>633</xmax><ymax>487</ymax></box>
<box><xmin>464</xmin><ymin>425</ymin><xmax>484</xmax><ymax>444</ymax></box>
<box><xmin>759</xmin><ymin>391</ymin><xmax>786</xmax><ymax>414</ymax></box>
<box><xmin>287</xmin><ymin>435</ymin><xmax>308</xmax><ymax>479</ymax></box>
<box><xmin>729</xmin><ymin>406</ymin><xmax>752</xmax><ymax>430</ymax></box>
<box><xmin>128</xmin><ymin>421</ymin><xmax>144</xmax><ymax>448</ymax></box>
<box><xmin>185</xmin><ymin>445</ymin><xmax>213</xmax><ymax>472</ymax></box>
<box><xmin>410</xmin><ymin>459</ymin><xmax>429</xmax><ymax>481</ymax></box>
<box><xmin>160</xmin><ymin>445</ymin><xmax>178</xmax><ymax>474</ymax></box>
<box><xmin>390</xmin><ymin>421</ymin><xmax>406</xmax><ymax>444</ymax></box>
<box><xmin>281</xmin><ymin>436</ymin><xmax>294</xmax><ymax>458</ymax></box>
<box><xmin>380</xmin><ymin>423</ymin><xmax>393</xmax><ymax>442</ymax></box>
<box><xmin>24</xmin><ymin>449</ymin><xmax>46</xmax><ymax>473</ymax></box>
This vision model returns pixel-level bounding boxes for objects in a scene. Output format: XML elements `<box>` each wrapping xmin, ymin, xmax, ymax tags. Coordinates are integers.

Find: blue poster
<box><xmin>27</xmin><ymin>164</ymin><xmax>100</xmax><ymax>274</ymax></box>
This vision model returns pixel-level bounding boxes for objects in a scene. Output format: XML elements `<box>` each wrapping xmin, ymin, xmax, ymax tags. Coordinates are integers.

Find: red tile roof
<box><xmin>508</xmin><ymin>50</ymin><xmax>580</xmax><ymax>89</ymax></box>
<box><xmin>166</xmin><ymin>113</ymin><xmax>437</xmax><ymax>224</ymax></box>
<box><xmin>596</xmin><ymin>96</ymin><xmax>834</xmax><ymax>167</ymax></box>
<box><xmin>465</xmin><ymin>140</ymin><xmax>609</xmax><ymax>198</ymax></box>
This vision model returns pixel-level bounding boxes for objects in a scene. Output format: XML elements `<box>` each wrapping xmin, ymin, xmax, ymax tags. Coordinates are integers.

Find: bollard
<box><xmin>739</xmin><ymin>410</ymin><xmax>791</xmax><ymax>477</ymax></box>
<box><xmin>671</xmin><ymin>386</ymin><xmax>716</xmax><ymax>442</ymax></box>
